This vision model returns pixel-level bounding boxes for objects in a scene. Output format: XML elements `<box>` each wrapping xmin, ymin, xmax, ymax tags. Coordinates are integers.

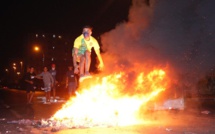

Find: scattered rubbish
<box><xmin>3</xmin><ymin>104</ymin><xmax>10</xmax><ymax>109</ymax></box>
<box><xmin>184</xmin><ymin>132</ymin><xmax>197</xmax><ymax>134</ymax></box>
<box><xmin>165</xmin><ymin>128</ymin><xmax>172</xmax><ymax>131</ymax></box>
<box><xmin>7</xmin><ymin>120</ymin><xmax>19</xmax><ymax>124</ymax></box>
<box><xmin>37</xmin><ymin>96</ymin><xmax>66</xmax><ymax>103</ymax></box>
<box><xmin>51</xmin><ymin>127</ymin><xmax>60</xmax><ymax>132</ymax></box>
<box><xmin>7</xmin><ymin>119</ymin><xmax>36</xmax><ymax>125</ymax></box>
<box><xmin>201</xmin><ymin>110</ymin><xmax>210</xmax><ymax>114</ymax></box>
<box><xmin>18</xmin><ymin>127</ymin><xmax>28</xmax><ymax>132</ymax></box>
<box><xmin>0</xmin><ymin>118</ymin><xmax>6</xmax><ymax>121</ymax></box>
<box><xmin>5</xmin><ymin>118</ymin><xmax>113</xmax><ymax>132</ymax></box>
<box><xmin>154</xmin><ymin>97</ymin><xmax>185</xmax><ymax>110</ymax></box>
<box><xmin>5</xmin><ymin>130</ymin><xmax>11</xmax><ymax>133</ymax></box>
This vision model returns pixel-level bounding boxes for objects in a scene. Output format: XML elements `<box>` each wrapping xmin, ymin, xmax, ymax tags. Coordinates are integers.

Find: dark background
<box><xmin>0</xmin><ymin>0</ymin><xmax>132</xmax><ymax>74</ymax></box>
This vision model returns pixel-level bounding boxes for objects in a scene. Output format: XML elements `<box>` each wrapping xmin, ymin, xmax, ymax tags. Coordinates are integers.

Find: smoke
<box><xmin>100</xmin><ymin>0</ymin><xmax>215</xmax><ymax>87</ymax></box>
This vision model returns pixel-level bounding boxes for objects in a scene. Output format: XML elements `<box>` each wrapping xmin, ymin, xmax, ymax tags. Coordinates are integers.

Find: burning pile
<box><xmin>46</xmin><ymin>69</ymin><xmax>168</xmax><ymax>128</ymax></box>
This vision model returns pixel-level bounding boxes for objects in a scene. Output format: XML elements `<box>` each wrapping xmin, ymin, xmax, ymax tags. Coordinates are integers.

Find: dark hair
<box><xmin>83</xmin><ymin>25</ymin><xmax>93</xmax><ymax>30</ymax></box>
<box><xmin>43</xmin><ymin>66</ymin><xmax>48</xmax><ymax>69</ymax></box>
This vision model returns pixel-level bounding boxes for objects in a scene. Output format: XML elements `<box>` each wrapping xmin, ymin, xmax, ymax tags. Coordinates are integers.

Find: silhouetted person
<box><xmin>36</xmin><ymin>66</ymin><xmax>54</xmax><ymax>104</ymax></box>
<box><xmin>24</xmin><ymin>66</ymin><xmax>36</xmax><ymax>104</ymax></box>
<box><xmin>66</xmin><ymin>65</ymin><xmax>78</xmax><ymax>98</ymax></box>
<box><xmin>49</xmin><ymin>63</ymin><xmax>58</xmax><ymax>102</ymax></box>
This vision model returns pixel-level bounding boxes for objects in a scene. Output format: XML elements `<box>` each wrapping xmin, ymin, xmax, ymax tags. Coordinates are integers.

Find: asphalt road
<box><xmin>0</xmin><ymin>88</ymin><xmax>215</xmax><ymax>134</ymax></box>
<box><xmin>0</xmin><ymin>87</ymin><xmax>68</xmax><ymax>133</ymax></box>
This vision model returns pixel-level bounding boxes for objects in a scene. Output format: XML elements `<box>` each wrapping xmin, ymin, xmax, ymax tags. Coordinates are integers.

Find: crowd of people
<box><xmin>24</xmin><ymin>25</ymin><xmax>104</xmax><ymax>105</ymax></box>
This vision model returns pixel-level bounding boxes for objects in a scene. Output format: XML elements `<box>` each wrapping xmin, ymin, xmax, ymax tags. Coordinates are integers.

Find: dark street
<box><xmin>0</xmin><ymin>87</ymin><xmax>67</xmax><ymax>133</ymax></box>
<box><xmin>0</xmin><ymin>87</ymin><xmax>215</xmax><ymax>134</ymax></box>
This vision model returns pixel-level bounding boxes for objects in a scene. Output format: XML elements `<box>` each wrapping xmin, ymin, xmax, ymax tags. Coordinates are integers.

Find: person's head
<box><xmin>29</xmin><ymin>66</ymin><xmax>34</xmax><ymax>73</ymax></box>
<box><xmin>51</xmin><ymin>63</ymin><xmax>56</xmax><ymax>70</ymax></box>
<box><xmin>82</xmin><ymin>25</ymin><xmax>93</xmax><ymax>39</ymax></box>
<box><xmin>43</xmin><ymin>66</ymin><xmax>48</xmax><ymax>72</ymax></box>
<box><xmin>26</xmin><ymin>67</ymin><xmax>31</xmax><ymax>72</ymax></box>
<box><xmin>68</xmin><ymin>65</ymin><xmax>73</xmax><ymax>70</ymax></box>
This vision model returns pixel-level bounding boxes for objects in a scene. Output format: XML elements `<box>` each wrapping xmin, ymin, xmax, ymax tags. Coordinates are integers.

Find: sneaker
<box><xmin>80</xmin><ymin>74</ymin><xmax>84</xmax><ymax>77</ymax></box>
<box><xmin>84</xmin><ymin>72</ymin><xmax>92</xmax><ymax>79</ymax></box>
<box><xmin>79</xmin><ymin>74</ymin><xmax>85</xmax><ymax>82</ymax></box>
<box><xmin>79</xmin><ymin>75</ymin><xmax>92</xmax><ymax>82</ymax></box>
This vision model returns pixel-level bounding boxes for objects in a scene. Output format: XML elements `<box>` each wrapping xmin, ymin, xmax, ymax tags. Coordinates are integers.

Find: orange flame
<box><xmin>51</xmin><ymin>69</ymin><xmax>168</xmax><ymax>127</ymax></box>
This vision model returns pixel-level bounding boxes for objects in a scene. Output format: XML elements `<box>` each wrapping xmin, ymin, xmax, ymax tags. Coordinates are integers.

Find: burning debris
<box><xmin>2</xmin><ymin>69</ymin><xmax>173</xmax><ymax>132</ymax></box>
<box><xmin>6</xmin><ymin>118</ymin><xmax>114</xmax><ymax>132</ymax></box>
<box><xmin>3</xmin><ymin>67</ymin><xmax>186</xmax><ymax>133</ymax></box>
<box><xmin>154</xmin><ymin>97</ymin><xmax>185</xmax><ymax>111</ymax></box>
<box><xmin>48</xmin><ymin>70</ymin><xmax>170</xmax><ymax>127</ymax></box>
<box><xmin>201</xmin><ymin>110</ymin><xmax>211</xmax><ymax>115</ymax></box>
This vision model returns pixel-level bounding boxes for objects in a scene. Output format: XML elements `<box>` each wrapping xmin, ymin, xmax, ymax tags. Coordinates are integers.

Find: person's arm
<box><xmin>65</xmin><ymin>76</ymin><xmax>68</xmax><ymax>88</ymax></box>
<box><xmin>95</xmin><ymin>49</ymin><xmax>104</xmax><ymax>70</ymax></box>
<box><xmin>35</xmin><ymin>73</ymin><xmax>43</xmax><ymax>79</ymax></box>
<box><xmin>72</xmin><ymin>48</ymin><xmax>79</xmax><ymax>73</ymax></box>
<box><xmin>25</xmin><ymin>73</ymin><xmax>35</xmax><ymax>84</ymax></box>
<box><xmin>73</xmin><ymin>48</ymin><xmax>78</xmax><ymax>67</ymax></box>
<box><xmin>25</xmin><ymin>79</ymin><xmax>33</xmax><ymax>84</ymax></box>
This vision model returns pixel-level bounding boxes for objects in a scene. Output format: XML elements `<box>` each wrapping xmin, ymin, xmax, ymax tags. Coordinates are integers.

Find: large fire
<box><xmin>50</xmin><ymin>69</ymin><xmax>168</xmax><ymax>128</ymax></box>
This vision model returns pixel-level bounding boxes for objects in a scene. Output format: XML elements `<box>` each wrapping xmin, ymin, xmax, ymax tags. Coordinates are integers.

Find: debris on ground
<box><xmin>201</xmin><ymin>110</ymin><xmax>210</xmax><ymax>114</ymax></box>
<box><xmin>0</xmin><ymin>118</ymin><xmax>6</xmax><ymax>121</ymax></box>
<box><xmin>154</xmin><ymin>97</ymin><xmax>185</xmax><ymax>110</ymax></box>
<box><xmin>165</xmin><ymin>128</ymin><xmax>172</xmax><ymax>131</ymax></box>
<box><xmin>5</xmin><ymin>118</ymin><xmax>111</xmax><ymax>132</ymax></box>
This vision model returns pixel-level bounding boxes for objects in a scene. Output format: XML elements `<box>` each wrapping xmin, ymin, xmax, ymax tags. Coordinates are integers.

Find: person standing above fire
<box><xmin>72</xmin><ymin>25</ymin><xmax>104</xmax><ymax>81</ymax></box>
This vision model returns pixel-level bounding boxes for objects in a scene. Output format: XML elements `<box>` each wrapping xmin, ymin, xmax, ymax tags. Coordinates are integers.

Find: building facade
<box><xmin>26</xmin><ymin>33</ymin><xmax>74</xmax><ymax>83</ymax></box>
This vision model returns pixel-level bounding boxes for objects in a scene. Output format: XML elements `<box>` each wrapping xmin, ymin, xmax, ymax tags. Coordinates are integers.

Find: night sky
<box><xmin>0</xmin><ymin>0</ymin><xmax>131</xmax><ymax>73</ymax></box>
<box><xmin>1</xmin><ymin>0</ymin><xmax>215</xmax><ymax>88</ymax></box>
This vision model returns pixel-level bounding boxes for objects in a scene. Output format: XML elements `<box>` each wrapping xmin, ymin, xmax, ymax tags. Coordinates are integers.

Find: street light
<box><xmin>13</xmin><ymin>66</ymin><xmax>16</xmax><ymax>72</ymax></box>
<box><xmin>20</xmin><ymin>61</ymin><xmax>23</xmax><ymax>73</ymax></box>
<box><xmin>12</xmin><ymin>63</ymin><xmax>16</xmax><ymax>71</ymax></box>
<box><xmin>34</xmin><ymin>46</ymin><xmax>40</xmax><ymax>52</ymax></box>
<box><xmin>13</xmin><ymin>66</ymin><xmax>17</xmax><ymax>83</ymax></box>
<box><xmin>34</xmin><ymin>45</ymin><xmax>45</xmax><ymax>66</ymax></box>
<box><xmin>5</xmin><ymin>68</ymin><xmax>9</xmax><ymax>72</ymax></box>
